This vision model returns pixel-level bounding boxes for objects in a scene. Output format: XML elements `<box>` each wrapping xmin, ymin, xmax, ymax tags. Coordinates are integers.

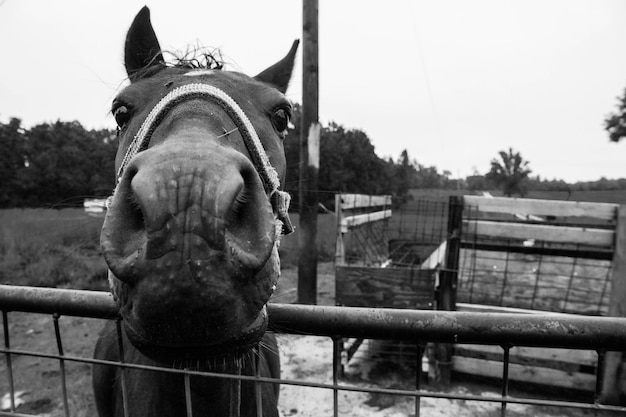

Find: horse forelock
<box><xmin>169</xmin><ymin>47</ymin><xmax>225</xmax><ymax>70</ymax></box>
<box><xmin>130</xmin><ymin>47</ymin><xmax>226</xmax><ymax>81</ymax></box>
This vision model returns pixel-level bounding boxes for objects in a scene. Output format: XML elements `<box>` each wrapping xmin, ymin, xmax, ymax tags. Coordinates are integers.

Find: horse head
<box><xmin>100</xmin><ymin>6</ymin><xmax>297</xmax><ymax>360</ymax></box>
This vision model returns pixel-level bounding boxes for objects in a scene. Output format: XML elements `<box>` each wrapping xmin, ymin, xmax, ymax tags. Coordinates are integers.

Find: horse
<box><xmin>92</xmin><ymin>7</ymin><xmax>298</xmax><ymax>417</ymax></box>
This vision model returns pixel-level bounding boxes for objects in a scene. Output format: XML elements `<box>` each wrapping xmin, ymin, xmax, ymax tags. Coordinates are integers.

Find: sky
<box><xmin>2</xmin><ymin>0</ymin><xmax>626</xmax><ymax>183</ymax></box>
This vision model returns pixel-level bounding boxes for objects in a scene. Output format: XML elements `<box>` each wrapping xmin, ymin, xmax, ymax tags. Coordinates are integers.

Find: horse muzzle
<box><xmin>101</xmin><ymin>137</ymin><xmax>281</xmax><ymax>348</ymax></box>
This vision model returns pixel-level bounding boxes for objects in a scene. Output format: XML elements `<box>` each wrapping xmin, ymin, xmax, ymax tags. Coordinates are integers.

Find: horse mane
<box><xmin>167</xmin><ymin>47</ymin><xmax>225</xmax><ymax>71</ymax></box>
<box><xmin>131</xmin><ymin>47</ymin><xmax>225</xmax><ymax>80</ymax></box>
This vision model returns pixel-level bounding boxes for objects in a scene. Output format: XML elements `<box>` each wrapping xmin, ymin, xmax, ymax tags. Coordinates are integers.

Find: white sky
<box><xmin>2</xmin><ymin>0</ymin><xmax>626</xmax><ymax>182</ymax></box>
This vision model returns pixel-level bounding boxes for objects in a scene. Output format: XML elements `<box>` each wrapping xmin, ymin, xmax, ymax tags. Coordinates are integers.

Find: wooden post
<box><xmin>297</xmin><ymin>0</ymin><xmax>320</xmax><ymax>305</ymax></box>
<box><xmin>435</xmin><ymin>195</ymin><xmax>463</xmax><ymax>385</ymax></box>
<box><xmin>335</xmin><ymin>194</ymin><xmax>345</xmax><ymax>266</ymax></box>
<box><xmin>600</xmin><ymin>204</ymin><xmax>626</xmax><ymax>405</ymax></box>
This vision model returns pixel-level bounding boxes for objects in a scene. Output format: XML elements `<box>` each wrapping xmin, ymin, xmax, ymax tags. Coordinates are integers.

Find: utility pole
<box><xmin>298</xmin><ymin>0</ymin><xmax>320</xmax><ymax>305</ymax></box>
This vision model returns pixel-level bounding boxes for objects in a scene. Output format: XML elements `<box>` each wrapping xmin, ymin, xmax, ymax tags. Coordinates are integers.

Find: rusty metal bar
<box><xmin>115</xmin><ymin>319</ymin><xmax>130</xmax><ymax>417</ymax></box>
<box><xmin>332</xmin><ymin>337</ymin><xmax>340</xmax><ymax>417</ymax></box>
<box><xmin>595</xmin><ymin>350</ymin><xmax>606</xmax><ymax>404</ymax></box>
<box><xmin>415</xmin><ymin>344</ymin><xmax>423</xmax><ymax>417</ymax></box>
<box><xmin>52</xmin><ymin>314</ymin><xmax>70</xmax><ymax>417</ymax></box>
<box><xmin>269</xmin><ymin>304</ymin><xmax>626</xmax><ymax>351</ymax></box>
<box><xmin>254</xmin><ymin>350</ymin><xmax>262</xmax><ymax>417</ymax></box>
<box><xmin>229</xmin><ymin>366</ymin><xmax>241</xmax><ymax>417</ymax></box>
<box><xmin>3</xmin><ymin>286</ymin><xmax>626</xmax><ymax>350</ymax></box>
<box><xmin>0</xmin><ymin>285</ymin><xmax>118</xmax><ymax>318</ymax></box>
<box><xmin>500</xmin><ymin>345</ymin><xmax>511</xmax><ymax>417</ymax></box>
<box><xmin>184</xmin><ymin>369</ymin><xmax>193</xmax><ymax>417</ymax></box>
<box><xmin>2</xmin><ymin>311</ymin><xmax>15</xmax><ymax>413</ymax></box>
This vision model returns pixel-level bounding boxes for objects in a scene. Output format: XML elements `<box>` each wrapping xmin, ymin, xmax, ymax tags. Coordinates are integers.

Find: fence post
<box><xmin>298</xmin><ymin>0</ymin><xmax>320</xmax><ymax>305</ymax></box>
<box><xmin>335</xmin><ymin>194</ymin><xmax>345</xmax><ymax>266</ymax></box>
<box><xmin>601</xmin><ymin>204</ymin><xmax>626</xmax><ymax>404</ymax></box>
<box><xmin>435</xmin><ymin>195</ymin><xmax>463</xmax><ymax>385</ymax></box>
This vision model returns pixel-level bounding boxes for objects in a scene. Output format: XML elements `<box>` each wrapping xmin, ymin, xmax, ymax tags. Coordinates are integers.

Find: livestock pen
<box><xmin>333</xmin><ymin>193</ymin><xmax>626</xmax><ymax>404</ymax></box>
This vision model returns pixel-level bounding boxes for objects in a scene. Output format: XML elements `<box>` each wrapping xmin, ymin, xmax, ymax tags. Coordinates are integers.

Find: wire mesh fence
<box><xmin>338</xmin><ymin>197</ymin><xmax>450</xmax><ymax>268</ymax></box>
<box><xmin>2</xmin><ymin>286</ymin><xmax>626</xmax><ymax>416</ymax></box>
<box><xmin>333</xmin><ymin>193</ymin><xmax>626</xmax><ymax>408</ymax></box>
<box><xmin>338</xmin><ymin>194</ymin><xmax>617</xmax><ymax>315</ymax></box>
<box><xmin>458</xmin><ymin>197</ymin><xmax>616</xmax><ymax>315</ymax></box>
<box><xmin>457</xmin><ymin>249</ymin><xmax>612</xmax><ymax>314</ymax></box>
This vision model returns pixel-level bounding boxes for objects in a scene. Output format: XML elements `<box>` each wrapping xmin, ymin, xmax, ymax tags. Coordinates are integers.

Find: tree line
<box><xmin>2</xmin><ymin>105</ymin><xmax>626</xmax><ymax>209</ymax></box>
<box><xmin>0</xmin><ymin>112</ymin><xmax>426</xmax><ymax>209</ymax></box>
<box><xmin>282</xmin><ymin>104</ymin><xmax>454</xmax><ymax>209</ymax></box>
<box><xmin>0</xmin><ymin>118</ymin><xmax>118</xmax><ymax>208</ymax></box>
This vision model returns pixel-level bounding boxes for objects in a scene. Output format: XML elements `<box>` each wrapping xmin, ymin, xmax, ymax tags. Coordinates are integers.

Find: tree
<box><xmin>317</xmin><ymin>122</ymin><xmax>392</xmax><ymax>208</ymax></box>
<box><xmin>485</xmin><ymin>148</ymin><xmax>532</xmax><ymax>197</ymax></box>
<box><xmin>605</xmin><ymin>87</ymin><xmax>626</xmax><ymax>142</ymax></box>
<box><xmin>389</xmin><ymin>150</ymin><xmax>417</xmax><ymax>206</ymax></box>
<box><xmin>283</xmin><ymin>105</ymin><xmax>410</xmax><ymax>209</ymax></box>
<box><xmin>1</xmin><ymin>120</ymin><xmax>118</xmax><ymax>207</ymax></box>
<box><xmin>0</xmin><ymin>118</ymin><xmax>28</xmax><ymax>207</ymax></box>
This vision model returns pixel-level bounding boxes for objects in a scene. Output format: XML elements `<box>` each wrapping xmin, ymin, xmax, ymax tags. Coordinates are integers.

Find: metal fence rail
<box><xmin>2</xmin><ymin>284</ymin><xmax>626</xmax><ymax>416</ymax></box>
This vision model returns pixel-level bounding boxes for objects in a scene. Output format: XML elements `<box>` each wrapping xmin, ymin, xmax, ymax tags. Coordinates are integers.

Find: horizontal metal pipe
<box><xmin>268</xmin><ymin>304</ymin><xmax>626</xmax><ymax>350</ymax></box>
<box><xmin>2</xmin><ymin>285</ymin><xmax>626</xmax><ymax>350</ymax></box>
<box><xmin>0</xmin><ymin>285</ymin><xmax>118</xmax><ymax>319</ymax></box>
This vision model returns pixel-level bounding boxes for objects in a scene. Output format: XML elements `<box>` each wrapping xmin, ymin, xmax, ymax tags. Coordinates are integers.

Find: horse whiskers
<box><xmin>270</xmin><ymin>290</ymin><xmax>296</xmax><ymax>300</ymax></box>
<box><xmin>256</xmin><ymin>340</ymin><xmax>280</xmax><ymax>357</ymax></box>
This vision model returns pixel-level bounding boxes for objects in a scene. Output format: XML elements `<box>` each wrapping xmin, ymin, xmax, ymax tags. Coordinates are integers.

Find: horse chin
<box><xmin>123</xmin><ymin>305</ymin><xmax>269</xmax><ymax>364</ymax></box>
<box><xmin>108</xmin><ymin>244</ymin><xmax>281</xmax><ymax>364</ymax></box>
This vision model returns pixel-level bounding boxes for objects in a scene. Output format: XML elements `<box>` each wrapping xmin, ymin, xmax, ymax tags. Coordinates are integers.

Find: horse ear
<box><xmin>125</xmin><ymin>6</ymin><xmax>165</xmax><ymax>82</ymax></box>
<box><xmin>255</xmin><ymin>40</ymin><xmax>299</xmax><ymax>93</ymax></box>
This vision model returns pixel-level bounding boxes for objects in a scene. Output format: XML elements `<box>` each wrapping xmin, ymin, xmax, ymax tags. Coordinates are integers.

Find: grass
<box><xmin>3</xmin><ymin>187</ymin><xmax>624</xmax><ymax>290</ymax></box>
<box><xmin>0</xmin><ymin>208</ymin><xmax>310</xmax><ymax>290</ymax></box>
<box><xmin>0</xmin><ymin>209</ymin><xmax>108</xmax><ymax>290</ymax></box>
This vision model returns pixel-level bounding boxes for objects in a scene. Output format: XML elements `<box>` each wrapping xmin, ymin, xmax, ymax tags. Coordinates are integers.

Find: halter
<box><xmin>113</xmin><ymin>81</ymin><xmax>294</xmax><ymax>235</ymax></box>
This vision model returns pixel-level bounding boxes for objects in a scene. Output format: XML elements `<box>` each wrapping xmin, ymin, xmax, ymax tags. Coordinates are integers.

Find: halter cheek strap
<box><xmin>114</xmin><ymin>82</ymin><xmax>294</xmax><ymax>235</ymax></box>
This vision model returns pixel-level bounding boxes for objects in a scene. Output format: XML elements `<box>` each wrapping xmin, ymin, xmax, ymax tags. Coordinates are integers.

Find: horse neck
<box><xmin>123</xmin><ymin>345</ymin><xmax>259</xmax><ymax>417</ymax></box>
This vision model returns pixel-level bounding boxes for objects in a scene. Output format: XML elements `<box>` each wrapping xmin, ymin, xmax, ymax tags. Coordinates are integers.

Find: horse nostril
<box><xmin>101</xmin><ymin>172</ymin><xmax>149</xmax><ymax>283</ymax></box>
<box><xmin>126</xmin><ymin>192</ymin><xmax>146</xmax><ymax>234</ymax></box>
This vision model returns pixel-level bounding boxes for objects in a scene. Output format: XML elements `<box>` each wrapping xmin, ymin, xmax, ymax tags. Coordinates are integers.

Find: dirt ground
<box><xmin>0</xmin><ymin>262</ymin><xmax>621</xmax><ymax>416</ymax></box>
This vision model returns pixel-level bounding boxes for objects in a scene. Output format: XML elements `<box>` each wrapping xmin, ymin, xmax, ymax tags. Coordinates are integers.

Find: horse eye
<box><xmin>113</xmin><ymin>105</ymin><xmax>131</xmax><ymax>129</ymax></box>
<box><xmin>271</xmin><ymin>108</ymin><xmax>290</xmax><ymax>134</ymax></box>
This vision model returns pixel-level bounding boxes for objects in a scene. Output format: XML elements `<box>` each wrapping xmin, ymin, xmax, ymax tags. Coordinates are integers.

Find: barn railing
<box><xmin>2</xmin><ymin>285</ymin><xmax>626</xmax><ymax>416</ymax></box>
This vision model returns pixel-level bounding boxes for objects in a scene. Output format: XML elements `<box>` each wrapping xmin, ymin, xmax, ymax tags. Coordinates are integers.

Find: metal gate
<box><xmin>2</xmin><ymin>285</ymin><xmax>626</xmax><ymax>416</ymax></box>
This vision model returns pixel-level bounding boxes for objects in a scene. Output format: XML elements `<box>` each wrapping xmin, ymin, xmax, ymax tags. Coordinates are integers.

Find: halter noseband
<box><xmin>113</xmin><ymin>81</ymin><xmax>294</xmax><ymax>235</ymax></box>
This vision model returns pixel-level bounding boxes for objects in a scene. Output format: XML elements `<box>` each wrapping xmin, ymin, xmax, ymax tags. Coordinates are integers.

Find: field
<box><xmin>1</xmin><ymin>203</ymin><xmax>624</xmax><ymax>416</ymax></box>
<box><xmin>407</xmin><ymin>188</ymin><xmax>626</xmax><ymax>205</ymax></box>
<box><xmin>0</xmin><ymin>209</ymin><xmax>108</xmax><ymax>290</ymax></box>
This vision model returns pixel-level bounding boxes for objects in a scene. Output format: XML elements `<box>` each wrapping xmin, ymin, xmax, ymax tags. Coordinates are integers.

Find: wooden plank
<box><xmin>339</xmin><ymin>194</ymin><xmax>392</xmax><ymax>210</ymax></box>
<box><xmin>602</xmin><ymin>205</ymin><xmax>626</xmax><ymax>402</ymax></box>
<box><xmin>421</xmin><ymin>241</ymin><xmax>447</xmax><ymax>269</ymax></box>
<box><xmin>335</xmin><ymin>194</ymin><xmax>346</xmax><ymax>265</ymax></box>
<box><xmin>456</xmin><ymin>344</ymin><xmax>597</xmax><ymax>367</ymax></box>
<box><xmin>335</xmin><ymin>266</ymin><xmax>435</xmax><ymax>309</ymax></box>
<box><xmin>452</xmin><ymin>356</ymin><xmax>595</xmax><ymax>391</ymax></box>
<box><xmin>463</xmin><ymin>220</ymin><xmax>614</xmax><ymax>247</ymax></box>
<box><xmin>342</xmin><ymin>209</ymin><xmax>392</xmax><ymax>230</ymax></box>
<box><xmin>463</xmin><ymin>195</ymin><xmax>617</xmax><ymax>221</ymax></box>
